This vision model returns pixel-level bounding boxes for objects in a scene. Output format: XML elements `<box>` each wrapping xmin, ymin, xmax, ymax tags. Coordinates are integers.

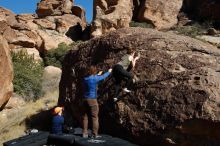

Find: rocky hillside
<box><xmin>91</xmin><ymin>0</ymin><xmax>183</xmax><ymax>37</ymax></box>
<box><xmin>59</xmin><ymin>27</ymin><xmax>220</xmax><ymax>145</ymax></box>
<box><xmin>0</xmin><ymin>0</ymin><xmax>86</xmax><ymax>59</ymax></box>
<box><xmin>91</xmin><ymin>0</ymin><xmax>220</xmax><ymax>37</ymax></box>
<box><xmin>0</xmin><ymin>0</ymin><xmax>86</xmax><ymax>109</ymax></box>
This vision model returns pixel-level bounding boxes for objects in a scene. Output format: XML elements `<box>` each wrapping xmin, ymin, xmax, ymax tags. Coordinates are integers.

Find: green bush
<box><xmin>12</xmin><ymin>50</ymin><xmax>44</xmax><ymax>101</ymax></box>
<box><xmin>172</xmin><ymin>25</ymin><xmax>203</xmax><ymax>38</ymax></box>
<box><xmin>130</xmin><ymin>21</ymin><xmax>154</xmax><ymax>28</ymax></box>
<box><xmin>42</xmin><ymin>42</ymin><xmax>82</xmax><ymax>68</ymax></box>
<box><xmin>171</xmin><ymin>22</ymin><xmax>214</xmax><ymax>38</ymax></box>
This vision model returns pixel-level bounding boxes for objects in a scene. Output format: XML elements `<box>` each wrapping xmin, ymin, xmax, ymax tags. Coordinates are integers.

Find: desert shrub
<box><xmin>172</xmin><ymin>21</ymin><xmax>215</xmax><ymax>38</ymax></box>
<box><xmin>130</xmin><ymin>21</ymin><xmax>154</xmax><ymax>28</ymax></box>
<box><xmin>172</xmin><ymin>25</ymin><xmax>204</xmax><ymax>37</ymax></box>
<box><xmin>43</xmin><ymin>42</ymin><xmax>82</xmax><ymax>68</ymax></box>
<box><xmin>12</xmin><ymin>50</ymin><xmax>44</xmax><ymax>101</ymax></box>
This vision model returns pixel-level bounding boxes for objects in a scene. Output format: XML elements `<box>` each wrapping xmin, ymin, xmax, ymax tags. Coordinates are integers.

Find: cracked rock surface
<box><xmin>59</xmin><ymin>27</ymin><xmax>220</xmax><ymax>145</ymax></box>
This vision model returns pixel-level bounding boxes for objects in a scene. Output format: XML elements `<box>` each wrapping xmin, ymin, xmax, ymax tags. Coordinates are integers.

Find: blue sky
<box><xmin>0</xmin><ymin>0</ymin><xmax>93</xmax><ymax>22</ymax></box>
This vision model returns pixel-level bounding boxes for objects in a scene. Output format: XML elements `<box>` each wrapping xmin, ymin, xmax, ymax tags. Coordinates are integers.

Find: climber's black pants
<box><xmin>112</xmin><ymin>64</ymin><xmax>133</xmax><ymax>97</ymax></box>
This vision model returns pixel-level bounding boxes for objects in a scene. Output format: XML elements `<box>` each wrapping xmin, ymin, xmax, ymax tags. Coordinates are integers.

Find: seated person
<box><xmin>51</xmin><ymin>106</ymin><xmax>64</xmax><ymax>134</ymax></box>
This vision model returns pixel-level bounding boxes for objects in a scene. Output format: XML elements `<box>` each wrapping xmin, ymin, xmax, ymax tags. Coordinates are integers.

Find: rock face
<box><xmin>0</xmin><ymin>36</ymin><xmax>13</xmax><ymax>110</ymax></box>
<box><xmin>59</xmin><ymin>28</ymin><xmax>220</xmax><ymax>145</ymax></box>
<box><xmin>0</xmin><ymin>2</ymin><xmax>85</xmax><ymax>110</ymax></box>
<box><xmin>71</xmin><ymin>5</ymin><xmax>87</xmax><ymax>27</ymax></box>
<box><xmin>36</xmin><ymin>0</ymin><xmax>74</xmax><ymax>17</ymax></box>
<box><xmin>0</xmin><ymin>5</ymin><xmax>86</xmax><ymax>54</ymax></box>
<box><xmin>197</xmin><ymin>35</ymin><xmax>220</xmax><ymax>48</ymax></box>
<box><xmin>136</xmin><ymin>0</ymin><xmax>183</xmax><ymax>29</ymax></box>
<box><xmin>91</xmin><ymin>0</ymin><xmax>133</xmax><ymax>37</ymax></box>
<box><xmin>91</xmin><ymin>0</ymin><xmax>183</xmax><ymax>36</ymax></box>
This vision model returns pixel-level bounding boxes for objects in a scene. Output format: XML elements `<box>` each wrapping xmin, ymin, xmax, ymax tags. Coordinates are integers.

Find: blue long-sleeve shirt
<box><xmin>51</xmin><ymin>115</ymin><xmax>64</xmax><ymax>134</ymax></box>
<box><xmin>83</xmin><ymin>72</ymin><xmax>110</xmax><ymax>99</ymax></box>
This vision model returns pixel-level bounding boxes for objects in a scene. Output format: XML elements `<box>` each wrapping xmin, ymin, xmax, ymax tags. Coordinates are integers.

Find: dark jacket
<box><xmin>51</xmin><ymin>115</ymin><xmax>64</xmax><ymax>134</ymax></box>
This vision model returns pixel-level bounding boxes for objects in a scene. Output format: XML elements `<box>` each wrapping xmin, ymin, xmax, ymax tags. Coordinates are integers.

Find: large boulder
<box><xmin>0</xmin><ymin>36</ymin><xmax>13</xmax><ymax>110</ymax></box>
<box><xmin>59</xmin><ymin>28</ymin><xmax>220</xmax><ymax>145</ymax></box>
<box><xmin>32</xmin><ymin>14</ymin><xmax>83</xmax><ymax>51</ymax></box>
<box><xmin>16</xmin><ymin>14</ymin><xmax>39</xmax><ymax>30</ymax></box>
<box><xmin>1</xmin><ymin>5</ymin><xmax>85</xmax><ymax>53</ymax></box>
<box><xmin>2</xmin><ymin>27</ymin><xmax>17</xmax><ymax>42</ymax></box>
<box><xmin>36</xmin><ymin>29</ymin><xmax>72</xmax><ymax>52</ymax></box>
<box><xmin>71</xmin><ymin>5</ymin><xmax>87</xmax><ymax>27</ymax></box>
<box><xmin>53</xmin><ymin>14</ymin><xmax>83</xmax><ymax>33</ymax></box>
<box><xmin>10</xmin><ymin>36</ymin><xmax>36</xmax><ymax>48</ymax></box>
<box><xmin>33</xmin><ymin>18</ymin><xmax>56</xmax><ymax>30</ymax></box>
<box><xmin>36</xmin><ymin>0</ymin><xmax>74</xmax><ymax>17</ymax></box>
<box><xmin>0</xmin><ymin>7</ymin><xmax>16</xmax><ymax>26</ymax></box>
<box><xmin>42</xmin><ymin>66</ymin><xmax>62</xmax><ymax>95</ymax></box>
<box><xmin>0</xmin><ymin>7</ymin><xmax>16</xmax><ymax>34</ymax></box>
<box><xmin>136</xmin><ymin>0</ymin><xmax>183</xmax><ymax>29</ymax></box>
<box><xmin>91</xmin><ymin>0</ymin><xmax>133</xmax><ymax>37</ymax></box>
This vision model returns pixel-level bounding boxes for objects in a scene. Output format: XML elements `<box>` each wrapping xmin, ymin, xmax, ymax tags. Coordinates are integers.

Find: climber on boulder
<box><xmin>82</xmin><ymin>66</ymin><xmax>112</xmax><ymax>138</ymax></box>
<box><xmin>112</xmin><ymin>47</ymin><xmax>140</xmax><ymax>102</ymax></box>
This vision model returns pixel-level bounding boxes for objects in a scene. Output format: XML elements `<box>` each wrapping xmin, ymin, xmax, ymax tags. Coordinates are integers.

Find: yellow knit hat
<box><xmin>53</xmin><ymin>106</ymin><xmax>63</xmax><ymax>115</ymax></box>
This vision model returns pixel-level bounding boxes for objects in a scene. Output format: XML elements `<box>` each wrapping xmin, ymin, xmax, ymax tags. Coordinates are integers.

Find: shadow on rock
<box><xmin>25</xmin><ymin>109</ymin><xmax>53</xmax><ymax>131</ymax></box>
<box><xmin>66</xmin><ymin>22</ymin><xmax>83</xmax><ymax>41</ymax></box>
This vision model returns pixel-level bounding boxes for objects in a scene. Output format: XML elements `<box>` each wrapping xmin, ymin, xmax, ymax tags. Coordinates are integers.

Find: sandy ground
<box><xmin>0</xmin><ymin>91</ymin><xmax>58</xmax><ymax>146</ymax></box>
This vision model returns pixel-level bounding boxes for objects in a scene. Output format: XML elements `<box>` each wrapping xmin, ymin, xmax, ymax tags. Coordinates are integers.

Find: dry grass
<box><xmin>0</xmin><ymin>90</ymin><xmax>58</xmax><ymax>146</ymax></box>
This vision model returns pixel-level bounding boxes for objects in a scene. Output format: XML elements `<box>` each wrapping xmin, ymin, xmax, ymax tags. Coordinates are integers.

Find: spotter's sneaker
<box><xmin>123</xmin><ymin>88</ymin><xmax>131</xmax><ymax>93</ymax></box>
<box><xmin>82</xmin><ymin>134</ymin><xmax>88</xmax><ymax>138</ymax></box>
<box><xmin>113</xmin><ymin>98</ymin><xmax>118</xmax><ymax>102</ymax></box>
<box><xmin>90</xmin><ymin>135</ymin><xmax>102</xmax><ymax>139</ymax></box>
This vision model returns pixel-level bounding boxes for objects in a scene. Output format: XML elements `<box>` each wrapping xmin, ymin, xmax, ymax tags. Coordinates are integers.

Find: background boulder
<box><xmin>36</xmin><ymin>0</ymin><xmax>74</xmax><ymax>17</ymax></box>
<box><xmin>0</xmin><ymin>36</ymin><xmax>13</xmax><ymax>110</ymax></box>
<box><xmin>0</xmin><ymin>3</ymin><xmax>86</xmax><ymax>55</ymax></box>
<box><xmin>59</xmin><ymin>27</ymin><xmax>220</xmax><ymax>145</ymax></box>
<box><xmin>42</xmin><ymin>66</ymin><xmax>62</xmax><ymax>95</ymax></box>
<box><xmin>136</xmin><ymin>0</ymin><xmax>183</xmax><ymax>29</ymax></box>
<box><xmin>91</xmin><ymin>0</ymin><xmax>133</xmax><ymax>37</ymax></box>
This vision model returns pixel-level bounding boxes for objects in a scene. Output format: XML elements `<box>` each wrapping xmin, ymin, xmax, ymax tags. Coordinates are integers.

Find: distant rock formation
<box><xmin>0</xmin><ymin>35</ymin><xmax>13</xmax><ymax>110</ymax></box>
<box><xmin>91</xmin><ymin>0</ymin><xmax>220</xmax><ymax>37</ymax></box>
<box><xmin>0</xmin><ymin>1</ymin><xmax>86</xmax><ymax>107</ymax></box>
<box><xmin>91</xmin><ymin>0</ymin><xmax>183</xmax><ymax>36</ymax></box>
<box><xmin>0</xmin><ymin>5</ymin><xmax>86</xmax><ymax>55</ymax></box>
<box><xmin>91</xmin><ymin>0</ymin><xmax>133</xmax><ymax>37</ymax></box>
<box><xmin>36</xmin><ymin>0</ymin><xmax>74</xmax><ymax>17</ymax></box>
<box><xmin>71</xmin><ymin>5</ymin><xmax>86</xmax><ymax>27</ymax></box>
<box><xmin>136</xmin><ymin>0</ymin><xmax>183</xmax><ymax>29</ymax></box>
<box><xmin>59</xmin><ymin>27</ymin><xmax>220</xmax><ymax>145</ymax></box>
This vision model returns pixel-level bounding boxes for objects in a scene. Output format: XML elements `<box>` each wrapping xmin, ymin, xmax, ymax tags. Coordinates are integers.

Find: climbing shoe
<box><xmin>90</xmin><ymin>135</ymin><xmax>102</xmax><ymax>139</ymax></box>
<box><xmin>123</xmin><ymin>88</ymin><xmax>131</xmax><ymax>93</ymax></box>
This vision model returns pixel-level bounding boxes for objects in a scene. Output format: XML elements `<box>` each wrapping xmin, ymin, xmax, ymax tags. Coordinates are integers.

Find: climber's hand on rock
<box><xmin>108</xmin><ymin>69</ymin><xmax>112</xmax><ymax>73</ymax></box>
<box><xmin>98</xmin><ymin>71</ymin><xmax>103</xmax><ymax>75</ymax></box>
<box><xmin>135</xmin><ymin>52</ymin><xmax>141</xmax><ymax>60</ymax></box>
